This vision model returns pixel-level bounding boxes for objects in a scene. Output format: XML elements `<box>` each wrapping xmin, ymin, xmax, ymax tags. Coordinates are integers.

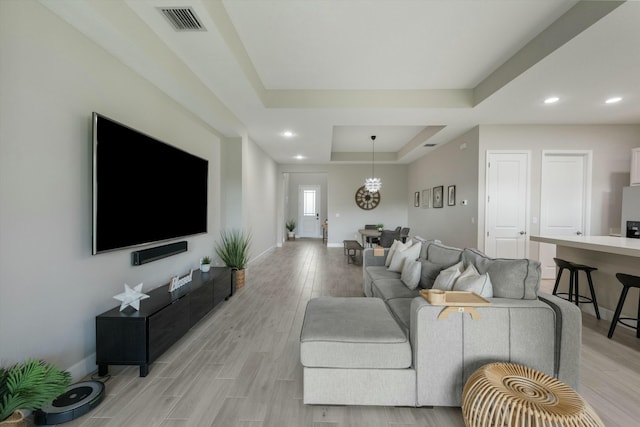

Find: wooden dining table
<box><xmin>358</xmin><ymin>228</ymin><xmax>381</xmax><ymax>247</ymax></box>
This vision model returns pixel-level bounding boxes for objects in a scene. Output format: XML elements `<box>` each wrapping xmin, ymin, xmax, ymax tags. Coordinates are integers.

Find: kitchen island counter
<box><xmin>530</xmin><ymin>235</ymin><xmax>639</xmax><ymax>322</ymax></box>
<box><xmin>530</xmin><ymin>235</ymin><xmax>640</xmax><ymax>258</ymax></box>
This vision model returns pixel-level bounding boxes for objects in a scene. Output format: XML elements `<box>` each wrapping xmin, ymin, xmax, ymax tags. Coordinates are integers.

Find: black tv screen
<box><xmin>92</xmin><ymin>113</ymin><xmax>208</xmax><ymax>254</ymax></box>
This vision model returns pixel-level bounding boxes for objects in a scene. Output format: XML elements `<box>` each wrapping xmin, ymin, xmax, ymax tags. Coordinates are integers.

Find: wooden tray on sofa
<box><xmin>419</xmin><ymin>289</ymin><xmax>491</xmax><ymax>306</ymax></box>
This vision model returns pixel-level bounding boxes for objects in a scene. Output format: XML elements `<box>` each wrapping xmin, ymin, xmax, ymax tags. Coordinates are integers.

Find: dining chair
<box><xmin>400</xmin><ymin>227</ymin><xmax>410</xmax><ymax>243</ymax></box>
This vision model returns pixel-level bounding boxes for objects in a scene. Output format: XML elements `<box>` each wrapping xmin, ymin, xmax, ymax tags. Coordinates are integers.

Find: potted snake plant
<box><xmin>285</xmin><ymin>219</ymin><xmax>296</xmax><ymax>240</ymax></box>
<box><xmin>215</xmin><ymin>229</ymin><xmax>251</xmax><ymax>289</ymax></box>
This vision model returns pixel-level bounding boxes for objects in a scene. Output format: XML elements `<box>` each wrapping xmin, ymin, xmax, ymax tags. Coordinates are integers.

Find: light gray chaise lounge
<box><xmin>300</xmin><ymin>239</ymin><xmax>582</xmax><ymax>407</ymax></box>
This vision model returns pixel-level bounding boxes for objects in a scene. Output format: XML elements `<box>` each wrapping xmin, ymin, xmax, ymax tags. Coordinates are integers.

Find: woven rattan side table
<box><xmin>462</xmin><ymin>363</ymin><xmax>603</xmax><ymax>427</ymax></box>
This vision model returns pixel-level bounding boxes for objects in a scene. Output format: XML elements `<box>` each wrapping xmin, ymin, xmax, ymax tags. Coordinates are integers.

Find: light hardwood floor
<box><xmin>65</xmin><ymin>239</ymin><xmax>639</xmax><ymax>427</ymax></box>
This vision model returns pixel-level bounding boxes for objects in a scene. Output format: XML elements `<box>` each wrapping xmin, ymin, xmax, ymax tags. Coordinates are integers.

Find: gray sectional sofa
<box><xmin>300</xmin><ymin>238</ymin><xmax>582</xmax><ymax>407</ymax></box>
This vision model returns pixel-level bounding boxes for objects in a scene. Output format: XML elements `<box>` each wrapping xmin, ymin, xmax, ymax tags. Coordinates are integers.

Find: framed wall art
<box><xmin>433</xmin><ymin>186</ymin><xmax>443</xmax><ymax>208</ymax></box>
<box><xmin>421</xmin><ymin>188</ymin><xmax>431</xmax><ymax>208</ymax></box>
<box><xmin>448</xmin><ymin>185</ymin><xmax>456</xmax><ymax>206</ymax></box>
<box><xmin>414</xmin><ymin>191</ymin><xmax>420</xmax><ymax>207</ymax></box>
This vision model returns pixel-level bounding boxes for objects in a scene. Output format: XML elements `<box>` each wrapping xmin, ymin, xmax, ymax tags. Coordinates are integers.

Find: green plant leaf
<box><xmin>0</xmin><ymin>359</ymin><xmax>71</xmax><ymax>421</ymax></box>
<box><xmin>215</xmin><ymin>229</ymin><xmax>251</xmax><ymax>269</ymax></box>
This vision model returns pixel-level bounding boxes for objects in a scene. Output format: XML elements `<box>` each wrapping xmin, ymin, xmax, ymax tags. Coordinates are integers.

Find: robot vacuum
<box><xmin>34</xmin><ymin>380</ymin><xmax>105</xmax><ymax>425</ymax></box>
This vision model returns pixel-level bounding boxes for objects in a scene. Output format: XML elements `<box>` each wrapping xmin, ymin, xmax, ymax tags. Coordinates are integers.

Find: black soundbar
<box><xmin>131</xmin><ymin>241</ymin><xmax>187</xmax><ymax>265</ymax></box>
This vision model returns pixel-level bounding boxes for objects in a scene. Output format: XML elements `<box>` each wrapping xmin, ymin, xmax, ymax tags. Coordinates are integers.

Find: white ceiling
<box><xmin>41</xmin><ymin>0</ymin><xmax>640</xmax><ymax>164</ymax></box>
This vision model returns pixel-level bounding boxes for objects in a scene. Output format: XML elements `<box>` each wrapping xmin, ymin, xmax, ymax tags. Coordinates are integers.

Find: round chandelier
<box><xmin>364</xmin><ymin>135</ymin><xmax>381</xmax><ymax>193</ymax></box>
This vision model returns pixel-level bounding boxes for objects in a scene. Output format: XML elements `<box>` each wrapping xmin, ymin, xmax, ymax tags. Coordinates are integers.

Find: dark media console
<box><xmin>96</xmin><ymin>267</ymin><xmax>232</xmax><ymax>377</ymax></box>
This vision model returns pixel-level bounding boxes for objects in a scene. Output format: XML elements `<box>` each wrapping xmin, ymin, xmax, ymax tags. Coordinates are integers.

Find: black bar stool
<box><xmin>552</xmin><ymin>258</ymin><xmax>601</xmax><ymax>319</ymax></box>
<box><xmin>608</xmin><ymin>273</ymin><xmax>640</xmax><ymax>339</ymax></box>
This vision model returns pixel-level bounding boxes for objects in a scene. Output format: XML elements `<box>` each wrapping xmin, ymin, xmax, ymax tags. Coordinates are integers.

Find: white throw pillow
<box><xmin>458</xmin><ymin>264</ymin><xmax>479</xmax><ymax>282</ymax></box>
<box><xmin>385</xmin><ymin>239</ymin><xmax>404</xmax><ymax>267</ymax></box>
<box><xmin>454</xmin><ymin>271</ymin><xmax>494</xmax><ymax>298</ymax></box>
<box><xmin>401</xmin><ymin>259</ymin><xmax>422</xmax><ymax>290</ymax></box>
<box><xmin>433</xmin><ymin>261</ymin><xmax>463</xmax><ymax>291</ymax></box>
<box><xmin>388</xmin><ymin>241</ymin><xmax>421</xmax><ymax>273</ymax></box>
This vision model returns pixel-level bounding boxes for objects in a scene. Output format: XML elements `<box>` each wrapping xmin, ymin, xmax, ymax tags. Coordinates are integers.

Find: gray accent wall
<box><xmin>221</xmin><ymin>137</ymin><xmax>243</xmax><ymax>231</ymax></box>
<box><xmin>0</xmin><ymin>1</ymin><xmax>224</xmax><ymax>375</ymax></box>
<box><xmin>242</xmin><ymin>135</ymin><xmax>279</xmax><ymax>260</ymax></box>
<box><xmin>478</xmin><ymin>125</ymin><xmax>640</xmax><ymax>252</ymax></box>
<box><xmin>407</xmin><ymin>125</ymin><xmax>640</xmax><ymax>253</ymax></box>
<box><xmin>408</xmin><ymin>127</ymin><xmax>480</xmax><ymax>249</ymax></box>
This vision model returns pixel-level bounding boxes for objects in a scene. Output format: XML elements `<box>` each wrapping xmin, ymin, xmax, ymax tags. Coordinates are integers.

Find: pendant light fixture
<box><xmin>364</xmin><ymin>135</ymin><xmax>381</xmax><ymax>193</ymax></box>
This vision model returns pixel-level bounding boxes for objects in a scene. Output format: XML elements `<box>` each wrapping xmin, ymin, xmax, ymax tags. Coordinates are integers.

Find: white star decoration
<box><xmin>113</xmin><ymin>283</ymin><xmax>149</xmax><ymax>311</ymax></box>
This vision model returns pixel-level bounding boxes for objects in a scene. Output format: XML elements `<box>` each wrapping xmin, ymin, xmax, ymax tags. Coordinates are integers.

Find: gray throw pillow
<box><xmin>419</xmin><ymin>260</ymin><xmax>444</xmax><ymax>289</ymax></box>
<box><xmin>418</xmin><ymin>241</ymin><xmax>431</xmax><ymax>260</ymax></box>
<box><xmin>427</xmin><ymin>243</ymin><xmax>463</xmax><ymax>265</ymax></box>
<box><xmin>462</xmin><ymin>248</ymin><xmax>540</xmax><ymax>300</ymax></box>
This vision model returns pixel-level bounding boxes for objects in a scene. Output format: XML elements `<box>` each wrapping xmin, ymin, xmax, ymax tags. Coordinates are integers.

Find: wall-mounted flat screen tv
<box><xmin>92</xmin><ymin>113</ymin><xmax>208</xmax><ymax>254</ymax></box>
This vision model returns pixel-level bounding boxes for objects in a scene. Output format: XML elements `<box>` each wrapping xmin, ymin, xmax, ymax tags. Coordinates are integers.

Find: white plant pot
<box><xmin>288</xmin><ymin>231</ymin><xmax>295</xmax><ymax>238</ymax></box>
<box><xmin>200</xmin><ymin>264</ymin><xmax>211</xmax><ymax>272</ymax></box>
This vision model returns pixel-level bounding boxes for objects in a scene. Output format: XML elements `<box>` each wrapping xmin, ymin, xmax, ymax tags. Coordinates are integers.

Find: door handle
<box><xmin>576</xmin><ymin>231</ymin><xmax>583</xmax><ymax>235</ymax></box>
<box><xmin>519</xmin><ymin>231</ymin><xmax>526</xmax><ymax>235</ymax></box>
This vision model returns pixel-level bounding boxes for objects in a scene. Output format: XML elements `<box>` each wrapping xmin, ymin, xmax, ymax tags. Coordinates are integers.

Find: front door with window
<box><xmin>298</xmin><ymin>185</ymin><xmax>321</xmax><ymax>238</ymax></box>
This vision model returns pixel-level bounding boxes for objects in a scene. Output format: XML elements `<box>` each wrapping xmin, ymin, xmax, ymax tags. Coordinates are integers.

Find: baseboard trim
<box><xmin>579</xmin><ymin>304</ymin><xmax>638</xmax><ymax>332</ymax></box>
<box><xmin>66</xmin><ymin>353</ymin><xmax>97</xmax><ymax>381</ymax></box>
<box><xmin>582</xmin><ymin>304</ymin><xmax>612</xmax><ymax>321</ymax></box>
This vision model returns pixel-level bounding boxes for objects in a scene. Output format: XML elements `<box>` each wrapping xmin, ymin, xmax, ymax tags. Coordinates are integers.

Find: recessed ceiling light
<box><xmin>544</xmin><ymin>97</ymin><xmax>559</xmax><ymax>104</ymax></box>
<box><xmin>294</xmin><ymin>155</ymin><xmax>305</xmax><ymax>160</ymax></box>
<box><xmin>605</xmin><ymin>97</ymin><xmax>622</xmax><ymax>104</ymax></box>
<box><xmin>282</xmin><ymin>130</ymin><xmax>294</xmax><ymax>138</ymax></box>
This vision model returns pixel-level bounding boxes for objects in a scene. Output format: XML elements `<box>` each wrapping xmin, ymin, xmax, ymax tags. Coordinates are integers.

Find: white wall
<box><xmin>327</xmin><ymin>164</ymin><xmax>409</xmax><ymax>245</ymax></box>
<box><xmin>221</xmin><ymin>137</ymin><xmax>243</xmax><ymax>231</ymax></box>
<box><xmin>242</xmin><ymin>136</ymin><xmax>278</xmax><ymax>260</ymax></box>
<box><xmin>0</xmin><ymin>1</ymin><xmax>223</xmax><ymax>375</ymax></box>
<box><xmin>408</xmin><ymin>127</ymin><xmax>480</xmax><ymax>249</ymax></box>
<box><xmin>216</xmin><ymin>134</ymin><xmax>278</xmax><ymax>264</ymax></box>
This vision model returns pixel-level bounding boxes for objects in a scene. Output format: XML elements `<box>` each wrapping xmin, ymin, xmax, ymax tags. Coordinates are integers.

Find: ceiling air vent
<box><xmin>424</xmin><ymin>143</ymin><xmax>437</xmax><ymax>147</ymax></box>
<box><xmin>159</xmin><ymin>7</ymin><xmax>205</xmax><ymax>31</ymax></box>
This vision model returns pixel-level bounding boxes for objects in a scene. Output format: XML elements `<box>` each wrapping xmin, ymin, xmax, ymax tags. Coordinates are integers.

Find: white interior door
<box><xmin>298</xmin><ymin>185</ymin><xmax>321</xmax><ymax>238</ymax></box>
<box><xmin>485</xmin><ymin>151</ymin><xmax>529</xmax><ymax>258</ymax></box>
<box><xmin>539</xmin><ymin>151</ymin><xmax>591</xmax><ymax>278</ymax></box>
